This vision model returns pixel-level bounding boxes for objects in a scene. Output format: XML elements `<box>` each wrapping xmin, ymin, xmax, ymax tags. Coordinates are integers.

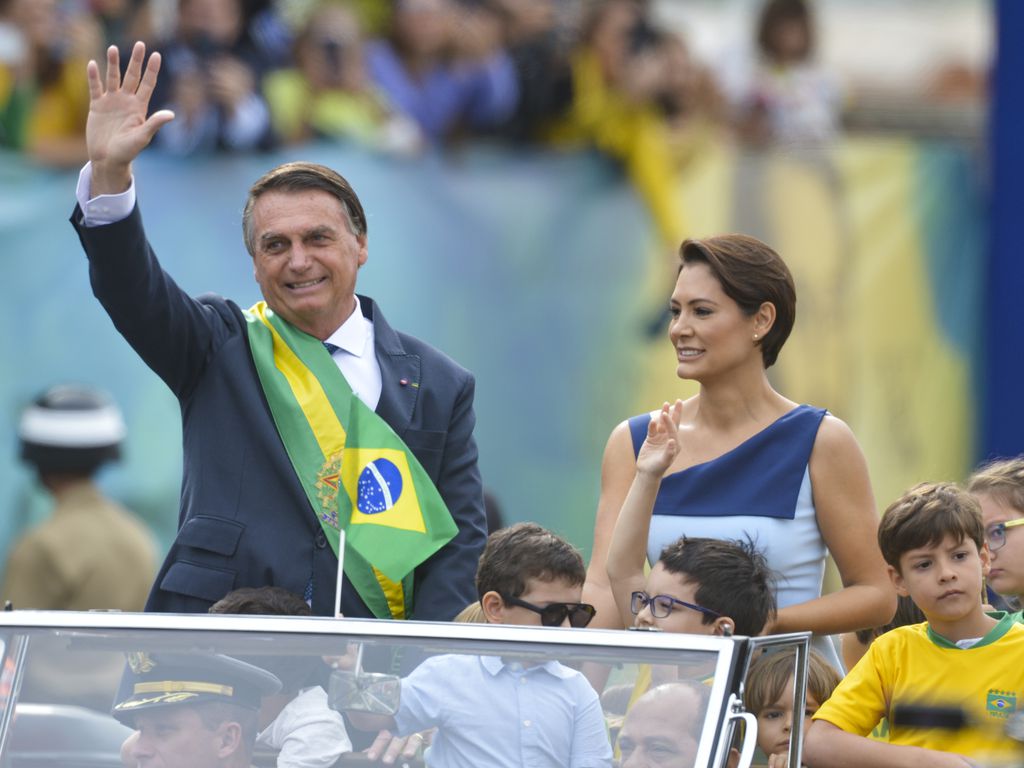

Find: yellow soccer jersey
<box><xmin>813</xmin><ymin>614</ymin><xmax>1023</xmax><ymax>762</ymax></box>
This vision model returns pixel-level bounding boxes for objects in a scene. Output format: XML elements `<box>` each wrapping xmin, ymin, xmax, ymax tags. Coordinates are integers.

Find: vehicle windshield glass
<box><xmin>0</xmin><ymin>614</ymin><xmax>756</xmax><ymax>768</ymax></box>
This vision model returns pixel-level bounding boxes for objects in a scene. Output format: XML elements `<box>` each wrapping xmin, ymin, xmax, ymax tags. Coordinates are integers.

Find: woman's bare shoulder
<box><xmin>813</xmin><ymin>412</ymin><xmax>862</xmax><ymax>455</ymax></box>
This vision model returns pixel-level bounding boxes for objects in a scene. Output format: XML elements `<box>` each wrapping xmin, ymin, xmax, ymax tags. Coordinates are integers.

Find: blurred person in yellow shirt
<box><xmin>0</xmin><ymin>0</ymin><xmax>101</xmax><ymax>166</ymax></box>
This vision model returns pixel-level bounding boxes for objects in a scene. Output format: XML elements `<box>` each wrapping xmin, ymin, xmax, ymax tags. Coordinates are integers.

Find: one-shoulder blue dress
<box><xmin>629</xmin><ymin>404</ymin><xmax>843</xmax><ymax>669</ymax></box>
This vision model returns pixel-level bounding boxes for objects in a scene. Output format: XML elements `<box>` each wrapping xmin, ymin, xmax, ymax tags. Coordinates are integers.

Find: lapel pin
<box><xmin>400</xmin><ymin>379</ymin><xmax>409</xmax><ymax>386</ymax></box>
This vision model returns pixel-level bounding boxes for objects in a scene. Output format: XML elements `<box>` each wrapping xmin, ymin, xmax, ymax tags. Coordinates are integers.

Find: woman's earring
<box><xmin>753</xmin><ymin>334</ymin><xmax>759</xmax><ymax>341</ymax></box>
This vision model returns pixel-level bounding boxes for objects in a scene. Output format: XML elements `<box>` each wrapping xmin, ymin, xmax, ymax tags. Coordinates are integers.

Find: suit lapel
<box><xmin>361</xmin><ymin>296</ymin><xmax>420</xmax><ymax>437</ymax></box>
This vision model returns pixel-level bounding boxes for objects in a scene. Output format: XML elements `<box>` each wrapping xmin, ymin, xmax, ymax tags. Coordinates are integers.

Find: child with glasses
<box><xmin>355</xmin><ymin>523</ymin><xmax>613</xmax><ymax>767</ymax></box>
<box><xmin>604</xmin><ymin>404</ymin><xmax>778</xmax><ymax>638</ymax></box>
<box><xmin>621</xmin><ymin>537</ymin><xmax>777</xmax><ymax>637</ymax></box>
<box><xmin>804</xmin><ymin>482</ymin><xmax>1024</xmax><ymax>767</ymax></box>
<box><xmin>968</xmin><ymin>456</ymin><xmax>1024</xmax><ymax>615</ymax></box>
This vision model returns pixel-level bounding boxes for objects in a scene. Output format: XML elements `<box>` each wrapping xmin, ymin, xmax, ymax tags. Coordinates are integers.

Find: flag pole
<box><xmin>334</xmin><ymin>528</ymin><xmax>346</xmax><ymax>617</ymax></box>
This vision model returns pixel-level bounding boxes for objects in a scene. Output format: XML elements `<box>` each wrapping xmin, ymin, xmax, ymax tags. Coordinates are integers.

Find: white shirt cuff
<box><xmin>76</xmin><ymin>162</ymin><xmax>136</xmax><ymax>227</ymax></box>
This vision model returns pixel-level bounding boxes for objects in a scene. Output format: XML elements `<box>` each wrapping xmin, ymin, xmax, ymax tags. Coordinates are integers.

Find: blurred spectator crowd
<box><xmin>0</xmin><ymin>0</ymin><xmax>842</xmax><ymax>173</ymax></box>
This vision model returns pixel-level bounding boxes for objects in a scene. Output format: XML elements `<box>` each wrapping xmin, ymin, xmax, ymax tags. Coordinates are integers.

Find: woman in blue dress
<box><xmin>585</xmin><ymin>234</ymin><xmax>895</xmax><ymax>669</ymax></box>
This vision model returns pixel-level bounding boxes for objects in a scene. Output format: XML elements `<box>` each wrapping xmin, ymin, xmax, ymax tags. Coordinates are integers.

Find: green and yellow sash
<box><xmin>243</xmin><ymin>302</ymin><xmax>458</xmax><ymax>619</ymax></box>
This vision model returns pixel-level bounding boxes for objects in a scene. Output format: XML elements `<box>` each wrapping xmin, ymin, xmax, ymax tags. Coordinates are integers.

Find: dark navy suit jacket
<box><xmin>71</xmin><ymin>204</ymin><xmax>486</xmax><ymax>620</ymax></box>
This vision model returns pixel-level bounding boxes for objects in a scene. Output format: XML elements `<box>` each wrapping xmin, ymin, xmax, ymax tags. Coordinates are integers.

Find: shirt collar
<box><xmin>926</xmin><ymin>611</ymin><xmax>1019</xmax><ymax>650</ymax></box>
<box><xmin>323</xmin><ymin>296</ymin><xmax>371</xmax><ymax>357</ymax></box>
<box><xmin>478</xmin><ymin>655</ymin><xmax>573</xmax><ymax>679</ymax></box>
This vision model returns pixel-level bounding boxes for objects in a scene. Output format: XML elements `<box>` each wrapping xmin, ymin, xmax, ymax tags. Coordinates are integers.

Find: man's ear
<box><xmin>357</xmin><ymin>233</ymin><xmax>368</xmax><ymax>268</ymax></box>
<box><xmin>480</xmin><ymin>591</ymin><xmax>505</xmax><ymax>625</ymax></box>
<box><xmin>888</xmin><ymin>564</ymin><xmax>909</xmax><ymax>597</ymax></box>
<box><xmin>214</xmin><ymin>721</ymin><xmax>242</xmax><ymax>758</ymax></box>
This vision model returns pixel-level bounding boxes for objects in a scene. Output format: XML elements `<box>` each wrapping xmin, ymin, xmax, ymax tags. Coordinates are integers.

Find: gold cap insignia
<box><xmin>128</xmin><ymin>652</ymin><xmax>156</xmax><ymax>674</ymax></box>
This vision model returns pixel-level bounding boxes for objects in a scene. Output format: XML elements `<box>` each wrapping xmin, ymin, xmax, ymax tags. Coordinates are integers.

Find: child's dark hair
<box><xmin>658</xmin><ymin>536</ymin><xmax>777</xmax><ymax>636</ymax></box>
<box><xmin>209</xmin><ymin>586</ymin><xmax>317</xmax><ymax>692</ymax></box>
<box><xmin>878</xmin><ymin>482</ymin><xmax>984</xmax><ymax>572</ymax></box>
<box><xmin>209</xmin><ymin>586</ymin><xmax>312</xmax><ymax>617</ymax></box>
<box><xmin>476</xmin><ymin>522</ymin><xmax>586</xmax><ymax>600</ymax></box>
<box><xmin>756</xmin><ymin>0</ymin><xmax>814</xmax><ymax>62</ymax></box>
<box><xmin>745</xmin><ymin>648</ymin><xmax>841</xmax><ymax>716</ymax></box>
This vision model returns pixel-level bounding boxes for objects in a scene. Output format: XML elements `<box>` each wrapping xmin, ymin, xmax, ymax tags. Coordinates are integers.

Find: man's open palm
<box><xmin>86</xmin><ymin>42</ymin><xmax>174</xmax><ymax>171</ymax></box>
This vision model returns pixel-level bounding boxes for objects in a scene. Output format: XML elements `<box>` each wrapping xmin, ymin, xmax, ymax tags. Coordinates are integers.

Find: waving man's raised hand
<box><xmin>86</xmin><ymin>41</ymin><xmax>175</xmax><ymax>195</ymax></box>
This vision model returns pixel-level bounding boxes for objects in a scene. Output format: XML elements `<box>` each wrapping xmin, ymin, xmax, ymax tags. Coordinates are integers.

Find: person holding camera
<box><xmin>149</xmin><ymin>0</ymin><xmax>275</xmax><ymax>154</ymax></box>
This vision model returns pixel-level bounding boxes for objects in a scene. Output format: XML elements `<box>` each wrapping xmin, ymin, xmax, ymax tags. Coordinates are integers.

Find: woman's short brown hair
<box><xmin>679</xmin><ymin>234</ymin><xmax>796</xmax><ymax>368</ymax></box>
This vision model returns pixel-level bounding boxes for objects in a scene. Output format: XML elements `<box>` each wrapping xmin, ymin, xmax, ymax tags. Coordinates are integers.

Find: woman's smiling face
<box><xmin>668</xmin><ymin>262</ymin><xmax>762</xmax><ymax>383</ymax></box>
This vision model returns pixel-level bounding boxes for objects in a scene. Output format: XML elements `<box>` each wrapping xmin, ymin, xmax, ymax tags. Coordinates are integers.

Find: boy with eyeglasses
<box><xmin>357</xmin><ymin>523</ymin><xmax>613</xmax><ymax>767</ymax></box>
<box><xmin>622</xmin><ymin>536</ymin><xmax>777</xmax><ymax>637</ymax></box>
<box><xmin>606</xmin><ymin>479</ymin><xmax>777</xmax><ymax>637</ymax></box>
<box><xmin>604</xmin><ymin>405</ymin><xmax>778</xmax><ymax>640</ymax></box>
<box><xmin>803</xmin><ymin>482</ymin><xmax>1024</xmax><ymax>768</ymax></box>
<box><xmin>603</xmin><ymin>476</ymin><xmax>776</xmax><ymax>764</ymax></box>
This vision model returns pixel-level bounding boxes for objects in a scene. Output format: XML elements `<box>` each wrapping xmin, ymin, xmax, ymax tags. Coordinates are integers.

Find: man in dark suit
<box><xmin>70</xmin><ymin>41</ymin><xmax>486</xmax><ymax>620</ymax></box>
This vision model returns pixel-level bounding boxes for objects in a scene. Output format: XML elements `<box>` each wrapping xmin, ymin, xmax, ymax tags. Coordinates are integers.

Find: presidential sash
<box><xmin>243</xmin><ymin>302</ymin><xmax>458</xmax><ymax>619</ymax></box>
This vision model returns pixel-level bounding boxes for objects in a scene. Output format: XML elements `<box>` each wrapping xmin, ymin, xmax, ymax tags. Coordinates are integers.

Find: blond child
<box><xmin>746</xmin><ymin>648</ymin><xmax>840</xmax><ymax>768</ymax></box>
<box><xmin>967</xmin><ymin>456</ymin><xmax>1024</xmax><ymax>613</ymax></box>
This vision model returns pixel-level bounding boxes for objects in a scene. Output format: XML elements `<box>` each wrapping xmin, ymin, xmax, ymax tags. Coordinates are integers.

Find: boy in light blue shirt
<box><xmin>362</xmin><ymin>523</ymin><xmax>612</xmax><ymax>767</ymax></box>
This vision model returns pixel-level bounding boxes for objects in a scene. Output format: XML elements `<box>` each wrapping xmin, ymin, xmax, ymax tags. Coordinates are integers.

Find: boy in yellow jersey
<box><xmin>804</xmin><ymin>482</ymin><xmax>1024</xmax><ymax>767</ymax></box>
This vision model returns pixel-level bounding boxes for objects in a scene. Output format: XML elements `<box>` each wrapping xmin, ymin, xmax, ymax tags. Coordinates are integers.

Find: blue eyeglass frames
<box><xmin>630</xmin><ymin>591</ymin><xmax>721</xmax><ymax>619</ymax></box>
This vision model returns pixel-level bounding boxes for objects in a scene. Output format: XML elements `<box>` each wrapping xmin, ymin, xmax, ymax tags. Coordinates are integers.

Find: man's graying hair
<box><xmin>242</xmin><ymin>162</ymin><xmax>367</xmax><ymax>256</ymax></box>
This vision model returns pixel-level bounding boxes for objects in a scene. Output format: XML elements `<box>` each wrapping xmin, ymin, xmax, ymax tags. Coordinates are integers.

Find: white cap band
<box><xmin>19</xmin><ymin>403</ymin><xmax>126</xmax><ymax>448</ymax></box>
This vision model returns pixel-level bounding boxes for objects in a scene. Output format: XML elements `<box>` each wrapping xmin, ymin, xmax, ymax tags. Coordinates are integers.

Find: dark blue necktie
<box><xmin>323</xmin><ymin>342</ymin><xmax>340</xmax><ymax>355</ymax></box>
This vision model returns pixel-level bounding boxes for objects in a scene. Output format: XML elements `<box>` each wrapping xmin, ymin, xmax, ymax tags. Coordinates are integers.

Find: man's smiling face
<box><xmin>251</xmin><ymin>188</ymin><xmax>367</xmax><ymax>340</ymax></box>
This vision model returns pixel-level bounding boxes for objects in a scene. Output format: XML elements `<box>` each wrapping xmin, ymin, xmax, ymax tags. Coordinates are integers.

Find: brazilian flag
<box><xmin>243</xmin><ymin>302</ymin><xmax>458</xmax><ymax>619</ymax></box>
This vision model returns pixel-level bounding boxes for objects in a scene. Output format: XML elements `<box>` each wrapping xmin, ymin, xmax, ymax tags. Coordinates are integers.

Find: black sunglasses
<box><xmin>501</xmin><ymin>595</ymin><xmax>596</xmax><ymax>628</ymax></box>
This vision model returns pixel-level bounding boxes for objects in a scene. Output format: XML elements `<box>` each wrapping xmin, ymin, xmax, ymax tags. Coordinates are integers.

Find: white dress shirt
<box><xmin>322</xmin><ymin>296</ymin><xmax>381</xmax><ymax>409</ymax></box>
<box><xmin>76</xmin><ymin>163</ymin><xmax>383</xmax><ymax>409</ymax></box>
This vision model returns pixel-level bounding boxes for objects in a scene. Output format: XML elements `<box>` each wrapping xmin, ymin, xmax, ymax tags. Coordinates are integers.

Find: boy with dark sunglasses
<box><xmin>356</xmin><ymin>523</ymin><xmax>613</xmax><ymax>767</ymax></box>
<box><xmin>476</xmin><ymin>522</ymin><xmax>597</xmax><ymax>628</ymax></box>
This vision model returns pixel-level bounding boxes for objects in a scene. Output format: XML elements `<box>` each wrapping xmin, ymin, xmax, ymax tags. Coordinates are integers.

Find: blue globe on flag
<box><xmin>357</xmin><ymin>458</ymin><xmax>404</xmax><ymax>514</ymax></box>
